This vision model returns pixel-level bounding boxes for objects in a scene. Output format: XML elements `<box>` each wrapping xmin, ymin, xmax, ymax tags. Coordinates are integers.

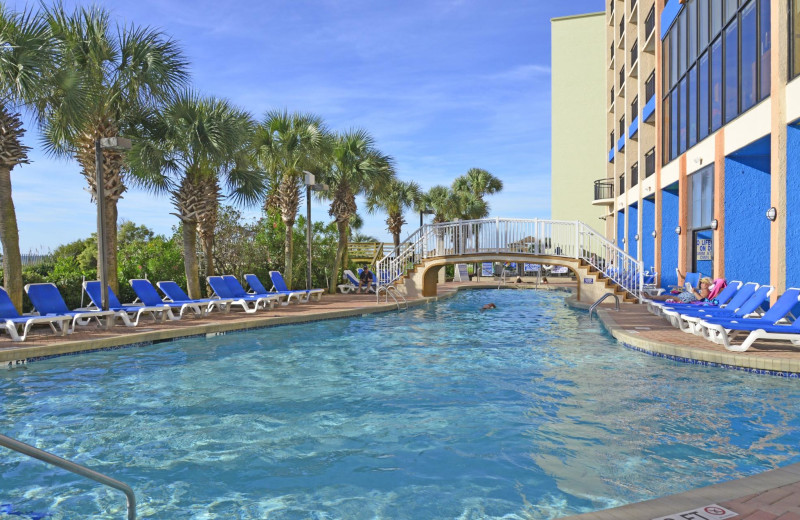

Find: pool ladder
<box><xmin>377</xmin><ymin>285</ymin><xmax>408</xmax><ymax>310</ymax></box>
<box><xmin>588</xmin><ymin>293</ymin><xmax>620</xmax><ymax>321</ymax></box>
<box><xmin>0</xmin><ymin>433</ymin><xmax>137</xmax><ymax>519</ymax></box>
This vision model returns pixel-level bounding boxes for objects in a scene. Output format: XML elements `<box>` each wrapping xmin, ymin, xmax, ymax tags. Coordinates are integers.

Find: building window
<box><xmin>699</xmin><ymin>52</ymin><xmax>710</xmax><ymax>140</ymax></box>
<box><xmin>792</xmin><ymin>0</ymin><xmax>800</xmax><ymax>78</ymax></box>
<box><xmin>661</xmin><ymin>0</ymin><xmax>771</xmax><ymax>166</ymax></box>
<box><xmin>740</xmin><ymin>2</ymin><xmax>757</xmax><ymax>111</ymax></box>
<box><xmin>663</xmin><ymin>95</ymin><xmax>671</xmax><ymax>163</ymax></box>
<box><xmin>724</xmin><ymin>19</ymin><xmax>738</xmax><ymax>124</ymax></box>
<box><xmin>645</xmin><ymin>148</ymin><xmax>656</xmax><ymax>178</ymax></box>
<box><xmin>691</xmin><ymin>166</ymin><xmax>714</xmax><ymax>229</ymax></box>
<box><xmin>619</xmin><ymin>174</ymin><xmax>625</xmax><ymax>195</ymax></box>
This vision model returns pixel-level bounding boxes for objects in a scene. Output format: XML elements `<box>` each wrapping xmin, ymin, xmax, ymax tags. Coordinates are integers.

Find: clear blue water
<box><xmin>2</xmin><ymin>289</ymin><xmax>800</xmax><ymax>519</ymax></box>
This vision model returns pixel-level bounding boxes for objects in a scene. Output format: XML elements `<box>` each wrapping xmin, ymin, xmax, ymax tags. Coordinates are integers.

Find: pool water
<box><xmin>2</xmin><ymin>289</ymin><xmax>800</xmax><ymax>519</ymax></box>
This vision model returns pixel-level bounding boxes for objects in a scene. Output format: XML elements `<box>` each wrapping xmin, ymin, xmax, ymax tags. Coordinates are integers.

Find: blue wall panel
<box><xmin>628</xmin><ymin>203</ymin><xmax>639</xmax><ymax>259</ymax></box>
<box><xmin>724</xmin><ymin>157</ymin><xmax>770</xmax><ymax>285</ymax></box>
<box><xmin>787</xmin><ymin>125</ymin><xmax>800</xmax><ymax>290</ymax></box>
<box><xmin>660</xmin><ymin>187</ymin><xmax>679</xmax><ymax>288</ymax></box>
<box><xmin>642</xmin><ymin>197</ymin><xmax>656</xmax><ymax>272</ymax></box>
<box><xmin>617</xmin><ymin>209</ymin><xmax>625</xmax><ymax>250</ymax></box>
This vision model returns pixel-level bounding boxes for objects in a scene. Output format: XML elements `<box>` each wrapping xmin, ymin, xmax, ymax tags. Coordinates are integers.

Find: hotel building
<box><xmin>584</xmin><ymin>0</ymin><xmax>800</xmax><ymax>298</ymax></box>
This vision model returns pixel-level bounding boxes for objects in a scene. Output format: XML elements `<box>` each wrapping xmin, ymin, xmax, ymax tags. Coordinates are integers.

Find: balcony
<box><xmin>609</xmin><ymin>43</ymin><xmax>615</xmax><ymax>69</ymax></box>
<box><xmin>619</xmin><ymin>18</ymin><xmax>624</xmax><ymax>38</ymax></box>
<box><xmin>619</xmin><ymin>66</ymin><xmax>625</xmax><ymax>88</ymax></box>
<box><xmin>644</xmin><ymin>5</ymin><xmax>656</xmax><ymax>53</ymax></box>
<box><xmin>593</xmin><ymin>179</ymin><xmax>615</xmax><ymax>205</ymax></box>
<box><xmin>630</xmin><ymin>40</ymin><xmax>638</xmax><ymax>67</ymax></box>
<box><xmin>628</xmin><ymin>0</ymin><xmax>639</xmax><ymax>24</ymax></box>
<box><xmin>631</xmin><ymin>96</ymin><xmax>639</xmax><ymax>121</ymax></box>
<box><xmin>645</xmin><ymin>70</ymin><xmax>655</xmax><ymax>100</ymax></box>
<box><xmin>631</xmin><ymin>162</ymin><xmax>639</xmax><ymax>188</ymax></box>
<box><xmin>645</xmin><ymin>148</ymin><xmax>655</xmax><ymax>177</ymax></box>
<box><xmin>628</xmin><ymin>116</ymin><xmax>639</xmax><ymax>140</ymax></box>
<box><xmin>619</xmin><ymin>173</ymin><xmax>626</xmax><ymax>195</ymax></box>
<box><xmin>608</xmin><ymin>147</ymin><xmax>615</xmax><ymax>163</ymax></box>
<box><xmin>642</xmin><ymin>95</ymin><xmax>656</xmax><ymax>123</ymax></box>
<box><xmin>617</xmin><ymin>134</ymin><xmax>626</xmax><ymax>152</ymax></box>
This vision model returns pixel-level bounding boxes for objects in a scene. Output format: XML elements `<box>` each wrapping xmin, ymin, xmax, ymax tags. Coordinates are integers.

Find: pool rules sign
<box><xmin>652</xmin><ymin>504</ymin><xmax>737</xmax><ymax>520</ymax></box>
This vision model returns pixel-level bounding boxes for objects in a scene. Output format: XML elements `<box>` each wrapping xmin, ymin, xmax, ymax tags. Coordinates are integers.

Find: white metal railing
<box><xmin>374</xmin><ymin>218</ymin><xmax>645</xmax><ymax>300</ymax></box>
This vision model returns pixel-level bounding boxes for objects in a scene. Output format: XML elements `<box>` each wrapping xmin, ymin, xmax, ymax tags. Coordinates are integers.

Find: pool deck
<box><xmin>4</xmin><ymin>281</ymin><xmax>800</xmax><ymax>520</ymax></box>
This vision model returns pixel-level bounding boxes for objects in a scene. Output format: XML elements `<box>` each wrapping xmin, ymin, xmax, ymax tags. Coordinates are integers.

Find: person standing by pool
<box><xmin>359</xmin><ymin>265</ymin><xmax>375</xmax><ymax>293</ymax></box>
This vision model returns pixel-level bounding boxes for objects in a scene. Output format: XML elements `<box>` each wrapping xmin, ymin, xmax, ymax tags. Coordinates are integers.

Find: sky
<box><xmin>7</xmin><ymin>0</ymin><xmax>604</xmax><ymax>253</ymax></box>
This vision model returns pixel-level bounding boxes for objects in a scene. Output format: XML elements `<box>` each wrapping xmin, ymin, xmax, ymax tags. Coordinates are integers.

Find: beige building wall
<box><xmin>550</xmin><ymin>12</ymin><xmax>607</xmax><ymax>231</ymax></box>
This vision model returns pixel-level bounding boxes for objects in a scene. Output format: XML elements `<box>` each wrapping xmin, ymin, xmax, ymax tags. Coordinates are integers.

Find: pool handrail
<box><xmin>0</xmin><ymin>433</ymin><xmax>136</xmax><ymax>519</ymax></box>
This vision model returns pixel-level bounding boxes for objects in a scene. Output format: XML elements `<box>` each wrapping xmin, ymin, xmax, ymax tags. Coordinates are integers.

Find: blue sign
<box><xmin>481</xmin><ymin>262</ymin><xmax>494</xmax><ymax>276</ymax></box>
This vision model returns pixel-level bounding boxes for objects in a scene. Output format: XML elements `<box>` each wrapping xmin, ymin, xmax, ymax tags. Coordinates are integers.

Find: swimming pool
<box><xmin>2</xmin><ymin>289</ymin><xmax>800</xmax><ymax>519</ymax></box>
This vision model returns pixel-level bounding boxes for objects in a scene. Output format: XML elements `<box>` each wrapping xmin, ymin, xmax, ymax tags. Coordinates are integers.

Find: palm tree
<box><xmin>366</xmin><ymin>179</ymin><xmax>422</xmax><ymax>248</ymax></box>
<box><xmin>126</xmin><ymin>91</ymin><xmax>262</xmax><ymax>298</ymax></box>
<box><xmin>42</xmin><ymin>4</ymin><xmax>189</xmax><ymax>294</ymax></box>
<box><xmin>423</xmin><ymin>185</ymin><xmax>463</xmax><ymax>224</ymax></box>
<box><xmin>320</xmin><ymin>129</ymin><xmax>394</xmax><ymax>293</ymax></box>
<box><xmin>0</xmin><ymin>6</ymin><xmax>67</xmax><ymax>311</ymax></box>
<box><xmin>254</xmin><ymin>110</ymin><xmax>328</xmax><ymax>288</ymax></box>
<box><xmin>452</xmin><ymin>167</ymin><xmax>503</xmax><ymax>218</ymax></box>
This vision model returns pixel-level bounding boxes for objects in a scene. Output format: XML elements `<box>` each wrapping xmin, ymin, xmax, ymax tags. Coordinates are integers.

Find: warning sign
<box><xmin>652</xmin><ymin>504</ymin><xmax>738</xmax><ymax>520</ymax></box>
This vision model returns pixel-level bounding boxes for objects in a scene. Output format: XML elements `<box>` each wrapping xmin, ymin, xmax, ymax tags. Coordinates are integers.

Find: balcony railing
<box><xmin>619</xmin><ymin>116</ymin><xmax>626</xmax><ymax>136</ymax></box>
<box><xmin>594</xmin><ymin>179</ymin><xmax>614</xmax><ymax>201</ymax></box>
<box><xmin>610</xmin><ymin>42</ymin><xmax>615</xmax><ymax>62</ymax></box>
<box><xmin>645</xmin><ymin>5</ymin><xmax>655</xmax><ymax>37</ymax></box>
<box><xmin>631</xmin><ymin>162</ymin><xmax>639</xmax><ymax>188</ymax></box>
<box><xmin>630</xmin><ymin>40</ymin><xmax>638</xmax><ymax>65</ymax></box>
<box><xmin>619</xmin><ymin>66</ymin><xmax>625</xmax><ymax>88</ymax></box>
<box><xmin>610</xmin><ymin>86</ymin><xmax>615</xmax><ymax>105</ymax></box>
<box><xmin>631</xmin><ymin>0</ymin><xmax>638</xmax><ymax>10</ymax></box>
<box><xmin>610</xmin><ymin>130</ymin><xmax>615</xmax><ymax>149</ymax></box>
<box><xmin>645</xmin><ymin>70</ymin><xmax>656</xmax><ymax>100</ymax></box>
<box><xmin>619</xmin><ymin>18</ymin><xmax>624</xmax><ymax>38</ymax></box>
<box><xmin>619</xmin><ymin>174</ymin><xmax>625</xmax><ymax>194</ymax></box>
<box><xmin>609</xmin><ymin>0</ymin><xmax>614</xmax><ymax>16</ymax></box>
<box><xmin>631</xmin><ymin>96</ymin><xmax>639</xmax><ymax>120</ymax></box>
<box><xmin>645</xmin><ymin>148</ymin><xmax>656</xmax><ymax>177</ymax></box>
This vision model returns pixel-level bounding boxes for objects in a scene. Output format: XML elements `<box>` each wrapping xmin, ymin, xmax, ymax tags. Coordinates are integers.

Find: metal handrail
<box><xmin>0</xmin><ymin>434</ymin><xmax>137</xmax><ymax>520</ymax></box>
<box><xmin>589</xmin><ymin>293</ymin><xmax>620</xmax><ymax>321</ymax></box>
<box><xmin>376</xmin><ymin>285</ymin><xmax>407</xmax><ymax>310</ymax></box>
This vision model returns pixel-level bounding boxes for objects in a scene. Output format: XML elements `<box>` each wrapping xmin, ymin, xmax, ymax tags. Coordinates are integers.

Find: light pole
<box><xmin>303</xmin><ymin>172</ymin><xmax>329</xmax><ymax>291</ymax></box>
<box><xmin>95</xmin><ymin>136</ymin><xmax>132</xmax><ymax>311</ymax></box>
<box><xmin>419</xmin><ymin>209</ymin><xmax>434</xmax><ymax>227</ymax></box>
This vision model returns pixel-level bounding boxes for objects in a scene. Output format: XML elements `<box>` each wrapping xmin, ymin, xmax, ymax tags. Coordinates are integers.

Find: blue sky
<box><xmin>8</xmin><ymin>0</ymin><xmax>603</xmax><ymax>252</ymax></box>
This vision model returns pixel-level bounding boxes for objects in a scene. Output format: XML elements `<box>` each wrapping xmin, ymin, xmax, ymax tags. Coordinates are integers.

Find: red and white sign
<box><xmin>652</xmin><ymin>504</ymin><xmax>738</xmax><ymax>520</ymax></box>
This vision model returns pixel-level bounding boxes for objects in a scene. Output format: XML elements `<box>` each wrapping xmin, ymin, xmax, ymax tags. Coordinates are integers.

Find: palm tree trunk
<box><xmin>330</xmin><ymin>220</ymin><xmax>348</xmax><ymax>293</ymax></box>
<box><xmin>101</xmin><ymin>198</ymin><xmax>119</xmax><ymax>293</ymax></box>
<box><xmin>278</xmin><ymin>176</ymin><xmax>300</xmax><ymax>288</ymax></box>
<box><xmin>0</xmin><ymin>166</ymin><xmax>23</xmax><ymax>312</ymax></box>
<box><xmin>182</xmin><ymin>221</ymin><xmax>201</xmax><ymax>299</ymax></box>
<box><xmin>201</xmin><ymin>231</ymin><xmax>214</xmax><ymax>279</ymax></box>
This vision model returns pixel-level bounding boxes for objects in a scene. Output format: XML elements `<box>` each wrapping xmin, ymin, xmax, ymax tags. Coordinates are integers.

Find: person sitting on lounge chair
<box><xmin>359</xmin><ymin>265</ymin><xmax>375</xmax><ymax>293</ymax></box>
<box><xmin>649</xmin><ymin>277</ymin><xmax>712</xmax><ymax>303</ymax></box>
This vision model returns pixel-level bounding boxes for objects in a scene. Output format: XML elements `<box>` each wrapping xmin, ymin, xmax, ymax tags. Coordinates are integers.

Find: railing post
<box><xmin>575</xmin><ymin>222</ymin><xmax>580</xmax><ymax>259</ymax></box>
<box><xmin>495</xmin><ymin>217</ymin><xmax>500</xmax><ymax>254</ymax></box>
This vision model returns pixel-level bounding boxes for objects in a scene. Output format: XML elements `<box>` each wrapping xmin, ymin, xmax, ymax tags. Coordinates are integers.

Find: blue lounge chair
<box><xmin>661</xmin><ymin>282</ymin><xmax>759</xmax><ymax>332</ymax></box>
<box><xmin>84</xmin><ymin>281</ymin><xmax>174</xmax><ymax>326</ymax></box>
<box><xmin>650</xmin><ymin>281</ymin><xmax>743</xmax><ymax>316</ymax></box>
<box><xmin>697</xmin><ymin>288</ymin><xmax>800</xmax><ymax>350</ymax></box>
<box><xmin>669</xmin><ymin>284</ymin><xmax>772</xmax><ymax>335</ymax></box>
<box><xmin>25</xmin><ymin>283</ymin><xmax>116</xmax><ymax>332</ymax></box>
<box><xmin>156</xmin><ymin>281</ymin><xmax>232</xmax><ymax>314</ymax></box>
<box><xmin>268</xmin><ymin>271</ymin><xmax>324</xmax><ymax>302</ymax></box>
<box><xmin>130</xmin><ymin>279</ymin><xmax>218</xmax><ymax>318</ymax></box>
<box><xmin>221</xmin><ymin>275</ymin><xmax>282</xmax><ymax>309</ymax></box>
<box><xmin>207</xmin><ymin>276</ymin><xmax>269</xmax><ymax>313</ymax></box>
<box><xmin>0</xmin><ymin>287</ymin><xmax>71</xmax><ymax>342</ymax></box>
<box><xmin>337</xmin><ymin>269</ymin><xmax>366</xmax><ymax>294</ymax></box>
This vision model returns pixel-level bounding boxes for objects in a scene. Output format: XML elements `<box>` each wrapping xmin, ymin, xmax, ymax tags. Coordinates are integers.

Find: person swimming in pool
<box><xmin>480</xmin><ymin>303</ymin><xmax>497</xmax><ymax>312</ymax></box>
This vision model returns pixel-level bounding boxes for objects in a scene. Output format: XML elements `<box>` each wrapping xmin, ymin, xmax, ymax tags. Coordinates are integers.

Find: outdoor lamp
<box><xmin>96</xmin><ymin>136</ymin><xmax>132</xmax><ymax>311</ymax></box>
<box><xmin>766</xmin><ymin>207</ymin><xmax>777</xmax><ymax>221</ymax></box>
<box><xmin>711</xmin><ymin>219</ymin><xmax>718</xmax><ymax>230</ymax></box>
<box><xmin>303</xmin><ymin>171</ymin><xmax>329</xmax><ymax>291</ymax></box>
<box><xmin>634</xmin><ymin>234</ymin><xmax>639</xmax><ymax>241</ymax></box>
<box><xmin>651</xmin><ymin>230</ymin><xmax>657</xmax><ymax>238</ymax></box>
<box><xmin>674</xmin><ymin>226</ymin><xmax>681</xmax><ymax>235</ymax></box>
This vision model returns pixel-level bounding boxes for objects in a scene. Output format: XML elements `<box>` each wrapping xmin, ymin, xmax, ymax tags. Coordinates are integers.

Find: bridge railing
<box><xmin>375</xmin><ymin>218</ymin><xmax>644</xmax><ymax>300</ymax></box>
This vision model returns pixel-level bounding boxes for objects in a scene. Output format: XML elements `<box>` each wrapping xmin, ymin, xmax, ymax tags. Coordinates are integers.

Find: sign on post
<box><xmin>696</xmin><ymin>238</ymin><xmax>712</xmax><ymax>261</ymax></box>
<box><xmin>454</xmin><ymin>263</ymin><xmax>470</xmax><ymax>282</ymax></box>
<box><xmin>481</xmin><ymin>262</ymin><xmax>494</xmax><ymax>277</ymax></box>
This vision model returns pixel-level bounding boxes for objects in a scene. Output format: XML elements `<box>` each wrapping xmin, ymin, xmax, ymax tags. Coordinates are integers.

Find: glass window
<box><xmin>679</xmin><ymin>77</ymin><xmax>687</xmax><ymax>154</ymax></box>
<box><xmin>724</xmin><ymin>19</ymin><xmax>738</xmax><ymax>123</ymax></box>
<box><xmin>699</xmin><ymin>52</ymin><xmax>710</xmax><ymax>140</ymax></box>
<box><xmin>663</xmin><ymin>94</ymin><xmax>671</xmax><ymax>164</ymax></box>
<box><xmin>671</xmin><ymin>90</ymin><xmax>679</xmax><ymax>160</ymax></box>
<box><xmin>711</xmin><ymin>38</ymin><xmax>723</xmax><ymax>131</ymax></box>
<box><xmin>760</xmin><ymin>0</ymin><xmax>771</xmax><ymax>96</ymax></box>
<box><xmin>689</xmin><ymin>0</ymin><xmax>698</xmax><ymax>64</ymax></box>
<box><xmin>671</xmin><ymin>25</ymin><xmax>679</xmax><ymax>87</ymax></box>
<box><xmin>725</xmin><ymin>0</ymin><xmax>738</xmax><ymax>22</ymax></box>
<box><xmin>691</xmin><ymin>166</ymin><xmax>715</xmax><ymax>230</ymax></box>
<box><xmin>793</xmin><ymin>0</ymin><xmax>800</xmax><ymax>78</ymax></box>
<box><xmin>699</xmin><ymin>0</ymin><xmax>710</xmax><ymax>49</ymax></box>
<box><xmin>711</xmin><ymin>0</ymin><xmax>723</xmax><ymax>38</ymax></box>
<box><xmin>679</xmin><ymin>10</ymin><xmax>687</xmax><ymax>76</ymax></box>
<box><xmin>663</xmin><ymin>33</ymin><xmax>671</xmax><ymax>93</ymax></box>
<box><xmin>689</xmin><ymin>65</ymin><xmax>698</xmax><ymax>148</ymax></box>
<box><xmin>740</xmin><ymin>2</ymin><xmax>757</xmax><ymax>111</ymax></box>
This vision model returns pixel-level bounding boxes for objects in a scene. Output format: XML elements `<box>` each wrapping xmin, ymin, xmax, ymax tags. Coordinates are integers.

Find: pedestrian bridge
<box><xmin>374</xmin><ymin>218</ymin><xmax>645</xmax><ymax>303</ymax></box>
